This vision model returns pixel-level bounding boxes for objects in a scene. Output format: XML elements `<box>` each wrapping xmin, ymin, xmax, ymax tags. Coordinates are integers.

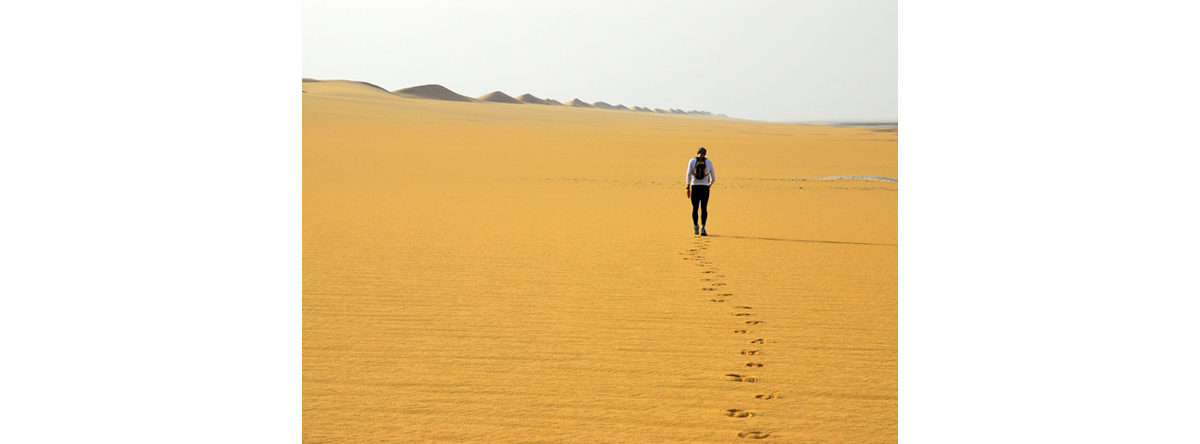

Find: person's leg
<box><xmin>699</xmin><ymin>186</ymin><xmax>710</xmax><ymax>227</ymax></box>
<box><xmin>691</xmin><ymin>191</ymin><xmax>701</xmax><ymax>228</ymax></box>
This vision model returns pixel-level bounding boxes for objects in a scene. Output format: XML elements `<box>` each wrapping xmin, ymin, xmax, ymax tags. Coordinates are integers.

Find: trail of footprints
<box><xmin>683</xmin><ymin>238</ymin><xmax>776</xmax><ymax>440</ymax></box>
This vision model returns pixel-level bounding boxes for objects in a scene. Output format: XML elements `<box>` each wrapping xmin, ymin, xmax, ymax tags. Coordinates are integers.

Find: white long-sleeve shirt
<box><xmin>686</xmin><ymin>157</ymin><xmax>715</xmax><ymax>187</ymax></box>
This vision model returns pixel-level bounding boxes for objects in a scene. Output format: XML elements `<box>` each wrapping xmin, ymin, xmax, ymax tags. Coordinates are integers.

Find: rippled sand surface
<box><xmin>304</xmin><ymin>80</ymin><xmax>897</xmax><ymax>443</ymax></box>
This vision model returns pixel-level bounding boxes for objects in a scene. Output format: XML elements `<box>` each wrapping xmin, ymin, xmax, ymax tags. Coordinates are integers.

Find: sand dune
<box><xmin>515</xmin><ymin>93</ymin><xmax>549</xmax><ymax>105</ymax></box>
<box><xmin>477</xmin><ymin>91</ymin><xmax>523</xmax><ymax>104</ymax></box>
<box><xmin>304</xmin><ymin>79</ymin><xmax>896</xmax><ymax>443</ymax></box>
<box><xmin>565</xmin><ymin>98</ymin><xmax>593</xmax><ymax>108</ymax></box>
<box><xmin>392</xmin><ymin>84</ymin><xmax>475</xmax><ymax>102</ymax></box>
<box><xmin>299</xmin><ymin>79</ymin><xmax>407</xmax><ymax>100</ymax></box>
<box><xmin>306</xmin><ymin>79</ymin><xmax>718</xmax><ymax>116</ymax></box>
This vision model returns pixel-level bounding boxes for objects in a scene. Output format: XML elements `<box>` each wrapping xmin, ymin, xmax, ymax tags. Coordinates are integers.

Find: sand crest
<box><xmin>515</xmin><ymin>93</ymin><xmax>549</xmax><ymax>105</ymax></box>
<box><xmin>565</xmin><ymin>98</ymin><xmax>593</xmax><ymax>107</ymax></box>
<box><xmin>477</xmin><ymin>91</ymin><xmax>523</xmax><ymax>104</ymax></box>
<box><xmin>391</xmin><ymin>84</ymin><xmax>475</xmax><ymax>102</ymax></box>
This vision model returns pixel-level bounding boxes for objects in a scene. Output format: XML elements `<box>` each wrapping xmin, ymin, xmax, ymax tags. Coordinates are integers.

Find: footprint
<box><xmin>750</xmin><ymin>339</ymin><xmax>764</xmax><ymax>344</ymax></box>
<box><xmin>722</xmin><ymin>374</ymin><xmax>758</xmax><ymax>383</ymax></box>
<box><xmin>710</xmin><ymin>299</ymin><xmax>726</xmax><ymax>302</ymax></box>
<box><xmin>755</xmin><ymin>394</ymin><xmax>776</xmax><ymax>400</ymax></box>
<box><xmin>702</xmin><ymin>288</ymin><xmax>716</xmax><ymax>291</ymax></box>
<box><xmin>738</xmin><ymin>431</ymin><xmax>771</xmax><ymax>439</ymax></box>
<box><xmin>731</xmin><ymin>313</ymin><xmax>753</xmax><ymax>317</ymax></box>
<box><xmin>701</xmin><ymin>271</ymin><xmax>715</xmax><ymax>274</ymax></box>
<box><xmin>719</xmin><ymin>293</ymin><xmax>733</xmax><ymax>296</ymax></box>
<box><xmin>745</xmin><ymin>321</ymin><xmax>764</xmax><ymax>325</ymax></box>
<box><xmin>746</xmin><ymin>363</ymin><xmax>763</xmax><ymax>367</ymax></box>
<box><xmin>725</xmin><ymin>409</ymin><xmax>755</xmax><ymax>418</ymax></box>
<box><xmin>733</xmin><ymin>306</ymin><xmax>752</xmax><ymax>309</ymax></box>
<box><xmin>741</xmin><ymin>350</ymin><xmax>761</xmax><ymax>355</ymax></box>
<box><xmin>733</xmin><ymin>330</ymin><xmax>748</xmax><ymax>334</ymax></box>
<box><xmin>714</xmin><ymin>283</ymin><xmax>727</xmax><ymax>286</ymax></box>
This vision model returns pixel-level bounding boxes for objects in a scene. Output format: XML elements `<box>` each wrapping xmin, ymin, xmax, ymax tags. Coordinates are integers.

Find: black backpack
<box><xmin>693</xmin><ymin>157</ymin><xmax>708</xmax><ymax>180</ymax></box>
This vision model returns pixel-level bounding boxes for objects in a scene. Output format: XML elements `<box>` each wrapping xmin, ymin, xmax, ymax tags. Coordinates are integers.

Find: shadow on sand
<box><xmin>707</xmin><ymin>235</ymin><xmax>896</xmax><ymax>247</ymax></box>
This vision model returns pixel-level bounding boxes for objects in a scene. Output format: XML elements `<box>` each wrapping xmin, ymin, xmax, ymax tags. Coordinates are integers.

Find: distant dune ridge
<box><xmin>356</xmin><ymin>81</ymin><xmax>392</xmax><ymax>93</ymax></box>
<box><xmin>391</xmin><ymin>84</ymin><xmax>475</xmax><ymax>102</ymax></box>
<box><xmin>515</xmin><ymin>93</ymin><xmax>549</xmax><ymax>105</ymax></box>
<box><xmin>303</xmin><ymin>78</ymin><xmax>722</xmax><ymax>116</ymax></box>
<box><xmin>565</xmin><ymin>99</ymin><xmax>594</xmax><ymax>108</ymax></box>
<box><xmin>477</xmin><ymin>91</ymin><xmax>523</xmax><ymax>104</ymax></box>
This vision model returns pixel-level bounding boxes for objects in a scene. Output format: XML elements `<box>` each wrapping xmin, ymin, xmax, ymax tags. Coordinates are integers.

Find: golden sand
<box><xmin>304</xmin><ymin>80</ymin><xmax>897</xmax><ymax>443</ymax></box>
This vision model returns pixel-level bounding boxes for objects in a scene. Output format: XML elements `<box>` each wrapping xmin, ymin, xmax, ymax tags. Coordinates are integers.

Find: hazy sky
<box><xmin>303</xmin><ymin>0</ymin><xmax>896</xmax><ymax>122</ymax></box>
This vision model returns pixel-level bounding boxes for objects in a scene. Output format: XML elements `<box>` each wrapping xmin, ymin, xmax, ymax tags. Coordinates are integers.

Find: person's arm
<box><xmin>686</xmin><ymin>158</ymin><xmax>696</xmax><ymax>187</ymax></box>
<box><xmin>685</xmin><ymin>158</ymin><xmax>695</xmax><ymax>197</ymax></box>
<box><xmin>708</xmin><ymin>159</ymin><xmax>714</xmax><ymax>186</ymax></box>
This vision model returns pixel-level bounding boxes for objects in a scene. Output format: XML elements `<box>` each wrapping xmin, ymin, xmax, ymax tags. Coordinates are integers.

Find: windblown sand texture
<box><xmin>304</xmin><ymin>79</ymin><xmax>897</xmax><ymax>443</ymax></box>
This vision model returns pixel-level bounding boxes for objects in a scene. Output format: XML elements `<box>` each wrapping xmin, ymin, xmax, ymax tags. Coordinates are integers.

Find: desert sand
<box><xmin>303</xmin><ymin>79</ymin><xmax>897</xmax><ymax>443</ymax></box>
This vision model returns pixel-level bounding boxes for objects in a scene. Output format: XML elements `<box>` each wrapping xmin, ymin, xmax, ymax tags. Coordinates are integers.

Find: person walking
<box><xmin>686</xmin><ymin>147</ymin><xmax>715</xmax><ymax>236</ymax></box>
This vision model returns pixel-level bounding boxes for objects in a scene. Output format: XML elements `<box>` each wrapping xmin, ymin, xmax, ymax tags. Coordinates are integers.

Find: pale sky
<box><xmin>303</xmin><ymin>0</ymin><xmax>896</xmax><ymax>122</ymax></box>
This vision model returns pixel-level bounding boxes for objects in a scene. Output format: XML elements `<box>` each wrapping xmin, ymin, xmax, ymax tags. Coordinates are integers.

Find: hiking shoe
<box><xmin>694</xmin><ymin>225</ymin><xmax>700</xmax><ymax>235</ymax></box>
<box><xmin>700</xmin><ymin>227</ymin><xmax>708</xmax><ymax>236</ymax></box>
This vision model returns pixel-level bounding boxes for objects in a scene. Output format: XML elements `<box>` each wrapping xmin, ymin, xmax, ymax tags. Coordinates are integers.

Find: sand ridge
<box><xmin>391</xmin><ymin>83</ymin><xmax>476</xmax><ymax>102</ymax></box>
<box><xmin>565</xmin><ymin>98</ymin><xmax>594</xmax><ymax>108</ymax></box>
<box><xmin>477</xmin><ymin>91</ymin><xmax>523</xmax><ymax>104</ymax></box>
<box><xmin>313</xmin><ymin>79</ymin><xmax>722</xmax><ymax>116</ymax></box>
<box><xmin>515</xmin><ymin>93</ymin><xmax>550</xmax><ymax>105</ymax></box>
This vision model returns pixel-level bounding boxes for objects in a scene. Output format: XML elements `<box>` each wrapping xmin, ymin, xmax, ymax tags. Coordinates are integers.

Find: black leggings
<box><xmin>690</xmin><ymin>185</ymin><xmax>710</xmax><ymax>226</ymax></box>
